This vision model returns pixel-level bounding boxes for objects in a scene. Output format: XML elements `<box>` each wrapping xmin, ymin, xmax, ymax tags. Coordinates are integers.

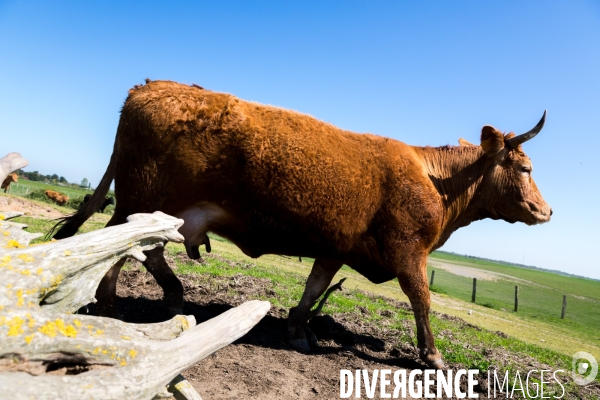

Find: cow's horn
<box><xmin>506</xmin><ymin>110</ymin><xmax>546</xmax><ymax>148</ymax></box>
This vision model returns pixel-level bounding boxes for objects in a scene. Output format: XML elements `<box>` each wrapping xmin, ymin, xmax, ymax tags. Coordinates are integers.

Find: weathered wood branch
<box><xmin>0</xmin><ymin>300</ymin><xmax>269</xmax><ymax>399</ymax></box>
<box><xmin>0</xmin><ymin>152</ymin><xmax>28</xmax><ymax>184</ymax></box>
<box><xmin>1</xmin><ymin>211</ymin><xmax>186</xmax><ymax>314</ymax></box>
<box><xmin>0</xmin><ymin>210</ymin><xmax>271</xmax><ymax>399</ymax></box>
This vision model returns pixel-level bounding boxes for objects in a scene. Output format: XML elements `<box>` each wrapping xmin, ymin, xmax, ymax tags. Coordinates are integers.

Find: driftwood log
<box><xmin>0</xmin><ymin>153</ymin><xmax>28</xmax><ymax>183</ymax></box>
<box><xmin>0</xmin><ymin>191</ymin><xmax>270</xmax><ymax>399</ymax></box>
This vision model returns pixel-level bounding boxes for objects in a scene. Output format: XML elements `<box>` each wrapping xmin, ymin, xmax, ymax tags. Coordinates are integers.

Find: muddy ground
<box><xmin>101</xmin><ymin>260</ymin><xmax>506</xmax><ymax>400</ymax></box>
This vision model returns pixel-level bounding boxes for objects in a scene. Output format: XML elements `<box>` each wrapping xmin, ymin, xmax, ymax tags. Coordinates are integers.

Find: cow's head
<box><xmin>475</xmin><ymin>111</ymin><xmax>552</xmax><ymax>225</ymax></box>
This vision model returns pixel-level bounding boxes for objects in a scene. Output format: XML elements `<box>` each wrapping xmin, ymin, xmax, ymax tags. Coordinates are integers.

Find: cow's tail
<box><xmin>49</xmin><ymin>153</ymin><xmax>116</xmax><ymax>240</ymax></box>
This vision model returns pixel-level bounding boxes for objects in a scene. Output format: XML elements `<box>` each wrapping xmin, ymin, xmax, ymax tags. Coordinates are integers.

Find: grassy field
<box><xmin>426</xmin><ymin>252</ymin><xmax>600</xmax><ymax>354</ymax></box>
<box><xmin>7</xmin><ymin>179</ymin><xmax>93</xmax><ymax>199</ymax></box>
<box><xmin>6</xmin><ymin>179</ymin><xmax>115</xmax><ymax>213</ymax></box>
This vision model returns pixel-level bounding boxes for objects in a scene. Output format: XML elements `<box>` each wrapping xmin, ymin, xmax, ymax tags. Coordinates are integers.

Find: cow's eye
<box><xmin>521</xmin><ymin>166</ymin><xmax>531</xmax><ymax>174</ymax></box>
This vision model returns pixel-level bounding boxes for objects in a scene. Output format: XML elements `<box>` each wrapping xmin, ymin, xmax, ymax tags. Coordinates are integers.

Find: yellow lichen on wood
<box><xmin>16</xmin><ymin>289</ymin><xmax>24</xmax><ymax>306</ymax></box>
<box><xmin>92</xmin><ymin>329</ymin><xmax>105</xmax><ymax>337</ymax></box>
<box><xmin>55</xmin><ymin>319</ymin><xmax>78</xmax><ymax>338</ymax></box>
<box><xmin>17</xmin><ymin>254</ymin><xmax>34</xmax><ymax>263</ymax></box>
<box><xmin>37</xmin><ymin>319</ymin><xmax>79</xmax><ymax>338</ymax></box>
<box><xmin>129</xmin><ymin>349</ymin><xmax>138</xmax><ymax>358</ymax></box>
<box><xmin>40</xmin><ymin>274</ymin><xmax>63</xmax><ymax>297</ymax></box>
<box><xmin>175</xmin><ymin>315</ymin><xmax>190</xmax><ymax>330</ymax></box>
<box><xmin>24</xmin><ymin>334</ymin><xmax>34</xmax><ymax>344</ymax></box>
<box><xmin>38</xmin><ymin>321</ymin><xmax>57</xmax><ymax>337</ymax></box>
<box><xmin>6</xmin><ymin>316</ymin><xmax>25</xmax><ymax>337</ymax></box>
<box><xmin>5</xmin><ymin>239</ymin><xmax>24</xmax><ymax>249</ymax></box>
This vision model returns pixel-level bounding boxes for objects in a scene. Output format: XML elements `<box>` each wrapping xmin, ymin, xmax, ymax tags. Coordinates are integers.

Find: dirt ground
<box><xmin>0</xmin><ymin>194</ymin><xmax>65</xmax><ymax>219</ymax></box>
<box><xmin>104</xmin><ymin>261</ymin><xmax>500</xmax><ymax>400</ymax></box>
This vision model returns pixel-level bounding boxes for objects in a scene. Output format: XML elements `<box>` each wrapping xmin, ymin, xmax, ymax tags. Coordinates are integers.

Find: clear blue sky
<box><xmin>1</xmin><ymin>1</ymin><xmax>599</xmax><ymax>278</ymax></box>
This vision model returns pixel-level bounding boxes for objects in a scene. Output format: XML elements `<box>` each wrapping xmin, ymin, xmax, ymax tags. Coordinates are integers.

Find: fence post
<box><xmin>514</xmin><ymin>286</ymin><xmax>519</xmax><ymax>312</ymax></box>
<box><xmin>471</xmin><ymin>278</ymin><xmax>477</xmax><ymax>303</ymax></box>
<box><xmin>561</xmin><ymin>295</ymin><xmax>567</xmax><ymax>319</ymax></box>
<box><xmin>430</xmin><ymin>270</ymin><xmax>435</xmax><ymax>287</ymax></box>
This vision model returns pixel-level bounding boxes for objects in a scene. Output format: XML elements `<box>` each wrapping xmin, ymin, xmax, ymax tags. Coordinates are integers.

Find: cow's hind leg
<box><xmin>142</xmin><ymin>246</ymin><xmax>184</xmax><ymax>316</ymax></box>
<box><xmin>95</xmin><ymin>258</ymin><xmax>126</xmax><ymax>318</ymax></box>
<box><xmin>288</xmin><ymin>258</ymin><xmax>342</xmax><ymax>352</ymax></box>
<box><xmin>94</xmin><ymin>211</ymin><xmax>128</xmax><ymax>318</ymax></box>
<box><xmin>396</xmin><ymin>259</ymin><xmax>445</xmax><ymax>369</ymax></box>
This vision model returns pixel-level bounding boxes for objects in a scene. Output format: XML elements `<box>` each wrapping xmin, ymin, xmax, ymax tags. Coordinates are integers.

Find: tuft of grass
<box><xmin>429</xmin><ymin>285</ymin><xmax>447</xmax><ymax>294</ymax></box>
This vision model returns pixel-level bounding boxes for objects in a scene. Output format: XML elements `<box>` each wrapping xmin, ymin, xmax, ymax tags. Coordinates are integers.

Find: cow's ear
<box><xmin>480</xmin><ymin>125</ymin><xmax>505</xmax><ymax>157</ymax></box>
<box><xmin>458</xmin><ymin>138</ymin><xmax>475</xmax><ymax>147</ymax></box>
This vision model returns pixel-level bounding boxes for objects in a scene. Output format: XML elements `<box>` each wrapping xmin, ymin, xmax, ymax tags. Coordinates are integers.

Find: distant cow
<box><xmin>45</xmin><ymin>189</ymin><xmax>69</xmax><ymax>205</ymax></box>
<box><xmin>53</xmin><ymin>80</ymin><xmax>552</xmax><ymax>369</ymax></box>
<box><xmin>1</xmin><ymin>173</ymin><xmax>18</xmax><ymax>193</ymax></box>
<box><xmin>82</xmin><ymin>194</ymin><xmax>115</xmax><ymax>213</ymax></box>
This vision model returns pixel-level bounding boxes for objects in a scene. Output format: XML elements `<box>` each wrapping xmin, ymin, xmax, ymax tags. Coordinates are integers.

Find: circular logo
<box><xmin>571</xmin><ymin>351</ymin><xmax>598</xmax><ymax>385</ymax></box>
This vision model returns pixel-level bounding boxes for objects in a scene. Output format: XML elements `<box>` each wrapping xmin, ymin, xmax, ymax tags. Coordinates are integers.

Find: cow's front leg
<box><xmin>143</xmin><ymin>246</ymin><xmax>184</xmax><ymax>316</ymax></box>
<box><xmin>396</xmin><ymin>257</ymin><xmax>445</xmax><ymax>369</ymax></box>
<box><xmin>288</xmin><ymin>258</ymin><xmax>342</xmax><ymax>352</ymax></box>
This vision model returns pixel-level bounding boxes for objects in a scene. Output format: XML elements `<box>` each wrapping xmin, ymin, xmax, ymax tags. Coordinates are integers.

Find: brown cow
<box><xmin>1</xmin><ymin>173</ymin><xmax>18</xmax><ymax>193</ymax></box>
<box><xmin>52</xmin><ymin>80</ymin><xmax>551</xmax><ymax>369</ymax></box>
<box><xmin>45</xmin><ymin>189</ymin><xmax>69</xmax><ymax>205</ymax></box>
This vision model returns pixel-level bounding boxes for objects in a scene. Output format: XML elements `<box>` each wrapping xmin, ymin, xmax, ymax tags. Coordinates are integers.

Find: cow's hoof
<box><xmin>424</xmin><ymin>357</ymin><xmax>446</xmax><ymax>369</ymax></box>
<box><xmin>289</xmin><ymin>338</ymin><xmax>311</xmax><ymax>353</ymax></box>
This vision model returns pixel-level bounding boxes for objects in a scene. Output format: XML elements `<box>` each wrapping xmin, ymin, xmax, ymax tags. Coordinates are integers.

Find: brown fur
<box><xmin>52</xmin><ymin>80</ymin><xmax>551</xmax><ymax>368</ymax></box>
<box><xmin>1</xmin><ymin>173</ymin><xmax>18</xmax><ymax>193</ymax></box>
<box><xmin>45</xmin><ymin>189</ymin><xmax>69</xmax><ymax>205</ymax></box>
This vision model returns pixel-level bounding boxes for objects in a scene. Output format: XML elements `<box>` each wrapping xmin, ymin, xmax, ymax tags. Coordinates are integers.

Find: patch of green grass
<box><xmin>429</xmin><ymin>285</ymin><xmax>447</xmax><ymax>294</ymax></box>
<box><xmin>10</xmin><ymin>215</ymin><xmax>108</xmax><ymax>244</ymax></box>
<box><xmin>426</xmin><ymin>264</ymin><xmax>600</xmax><ymax>348</ymax></box>
<box><xmin>431</xmin><ymin>251</ymin><xmax>600</xmax><ymax>302</ymax></box>
<box><xmin>7</xmin><ymin>180</ymin><xmax>115</xmax><ymax>213</ymax></box>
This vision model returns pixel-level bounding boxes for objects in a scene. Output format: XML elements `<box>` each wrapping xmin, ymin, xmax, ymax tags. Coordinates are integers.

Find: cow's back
<box><xmin>113</xmin><ymin>81</ymin><xmax>430</xmax><ymax>255</ymax></box>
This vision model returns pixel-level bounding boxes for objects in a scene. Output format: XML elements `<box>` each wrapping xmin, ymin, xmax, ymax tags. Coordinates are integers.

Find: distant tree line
<box><xmin>15</xmin><ymin>169</ymin><xmax>91</xmax><ymax>189</ymax></box>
